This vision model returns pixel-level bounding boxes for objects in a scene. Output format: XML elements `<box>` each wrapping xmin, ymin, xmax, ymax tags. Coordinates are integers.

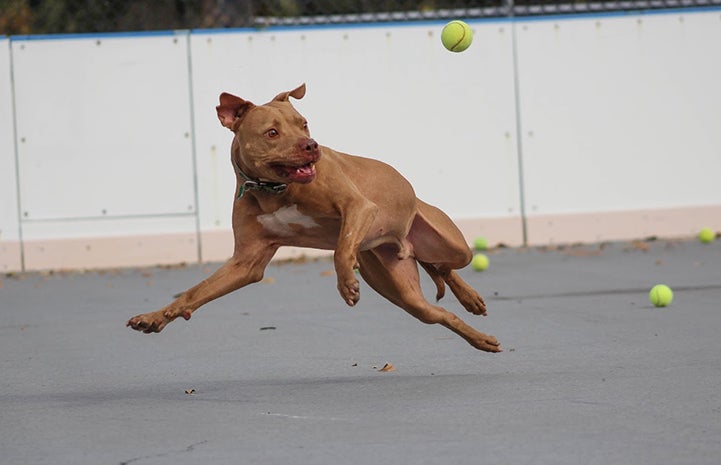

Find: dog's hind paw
<box><xmin>338</xmin><ymin>278</ymin><xmax>360</xmax><ymax>306</ymax></box>
<box><xmin>470</xmin><ymin>333</ymin><xmax>502</xmax><ymax>353</ymax></box>
<box><xmin>458</xmin><ymin>290</ymin><xmax>487</xmax><ymax>316</ymax></box>
<box><xmin>446</xmin><ymin>273</ymin><xmax>487</xmax><ymax>316</ymax></box>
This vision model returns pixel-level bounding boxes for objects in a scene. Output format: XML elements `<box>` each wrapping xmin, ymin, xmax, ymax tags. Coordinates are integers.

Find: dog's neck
<box><xmin>232</xmin><ymin>158</ymin><xmax>287</xmax><ymax>199</ymax></box>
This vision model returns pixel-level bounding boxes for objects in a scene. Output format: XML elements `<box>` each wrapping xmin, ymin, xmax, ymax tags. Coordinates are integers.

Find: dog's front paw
<box><xmin>338</xmin><ymin>277</ymin><xmax>360</xmax><ymax>306</ymax></box>
<box><xmin>126</xmin><ymin>308</ymin><xmax>191</xmax><ymax>333</ymax></box>
<box><xmin>127</xmin><ymin>311</ymin><xmax>168</xmax><ymax>333</ymax></box>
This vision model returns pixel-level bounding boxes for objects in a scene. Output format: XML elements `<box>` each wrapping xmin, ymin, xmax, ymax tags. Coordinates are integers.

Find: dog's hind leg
<box><xmin>409</xmin><ymin>199</ymin><xmax>487</xmax><ymax>316</ymax></box>
<box><xmin>418</xmin><ymin>261</ymin><xmax>487</xmax><ymax>316</ymax></box>
<box><xmin>418</xmin><ymin>260</ymin><xmax>447</xmax><ymax>301</ymax></box>
<box><xmin>357</xmin><ymin>245</ymin><xmax>500</xmax><ymax>352</ymax></box>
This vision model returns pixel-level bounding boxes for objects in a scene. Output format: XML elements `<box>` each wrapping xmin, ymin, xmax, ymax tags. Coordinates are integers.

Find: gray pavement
<box><xmin>1</xmin><ymin>239</ymin><xmax>720</xmax><ymax>465</ymax></box>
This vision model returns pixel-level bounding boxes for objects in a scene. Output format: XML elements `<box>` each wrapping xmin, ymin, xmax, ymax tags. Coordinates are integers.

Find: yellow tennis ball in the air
<box><xmin>471</xmin><ymin>253</ymin><xmax>489</xmax><ymax>271</ymax></box>
<box><xmin>649</xmin><ymin>284</ymin><xmax>673</xmax><ymax>307</ymax></box>
<box><xmin>698</xmin><ymin>227</ymin><xmax>715</xmax><ymax>243</ymax></box>
<box><xmin>441</xmin><ymin>20</ymin><xmax>473</xmax><ymax>52</ymax></box>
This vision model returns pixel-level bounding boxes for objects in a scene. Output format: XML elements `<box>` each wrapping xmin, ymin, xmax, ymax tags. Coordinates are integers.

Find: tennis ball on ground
<box><xmin>649</xmin><ymin>284</ymin><xmax>673</xmax><ymax>307</ymax></box>
<box><xmin>473</xmin><ymin>236</ymin><xmax>488</xmax><ymax>251</ymax></box>
<box><xmin>471</xmin><ymin>253</ymin><xmax>489</xmax><ymax>271</ymax></box>
<box><xmin>698</xmin><ymin>227</ymin><xmax>715</xmax><ymax>244</ymax></box>
<box><xmin>441</xmin><ymin>20</ymin><xmax>473</xmax><ymax>52</ymax></box>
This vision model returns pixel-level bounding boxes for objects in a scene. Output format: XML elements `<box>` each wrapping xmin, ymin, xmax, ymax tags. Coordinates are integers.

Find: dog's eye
<box><xmin>302</xmin><ymin>121</ymin><xmax>309</xmax><ymax>129</ymax></box>
<box><xmin>266</xmin><ymin>129</ymin><xmax>279</xmax><ymax>138</ymax></box>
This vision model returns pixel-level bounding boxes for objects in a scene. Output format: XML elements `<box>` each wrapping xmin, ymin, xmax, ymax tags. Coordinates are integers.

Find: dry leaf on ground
<box><xmin>378</xmin><ymin>363</ymin><xmax>395</xmax><ymax>372</ymax></box>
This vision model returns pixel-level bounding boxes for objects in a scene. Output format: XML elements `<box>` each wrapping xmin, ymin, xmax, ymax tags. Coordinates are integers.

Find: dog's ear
<box><xmin>216</xmin><ymin>93</ymin><xmax>255</xmax><ymax>130</ymax></box>
<box><xmin>272</xmin><ymin>83</ymin><xmax>306</xmax><ymax>102</ymax></box>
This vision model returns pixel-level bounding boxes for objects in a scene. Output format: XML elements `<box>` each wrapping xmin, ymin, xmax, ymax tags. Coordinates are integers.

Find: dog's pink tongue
<box><xmin>289</xmin><ymin>164</ymin><xmax>316</xmax><ymax>183</ymax></box>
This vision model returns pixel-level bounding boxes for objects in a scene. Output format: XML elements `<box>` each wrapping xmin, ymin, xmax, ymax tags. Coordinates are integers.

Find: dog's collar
<box><xmin>232</xmin><ymin>159</ymin><xmax>287</xmax><ymax>199</ymax></box>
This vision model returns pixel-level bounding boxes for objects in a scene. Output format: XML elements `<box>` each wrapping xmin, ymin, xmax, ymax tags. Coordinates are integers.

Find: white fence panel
<box><xmin>517</xmin><ymin>12</ymin><xmax>721</xmax><ymax>217</ymax></box>
<box><xmin>12</xmin><ymin>32</ymin><xmax>197</xmax><ymax>222</ymax></box>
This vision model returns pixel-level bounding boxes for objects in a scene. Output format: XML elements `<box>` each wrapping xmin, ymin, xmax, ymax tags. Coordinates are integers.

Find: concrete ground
<box><xmin>1</xmin><ymin>239</ymin><xmax>720</xmax><ymax>465</ymax></box>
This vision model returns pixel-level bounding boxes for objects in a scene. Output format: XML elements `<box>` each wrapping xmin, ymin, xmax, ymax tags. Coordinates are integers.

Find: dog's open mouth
<box><xmin>272</xmin><ymin>162</ymin><xmax>317</xmax><ymax>183</ymax></box>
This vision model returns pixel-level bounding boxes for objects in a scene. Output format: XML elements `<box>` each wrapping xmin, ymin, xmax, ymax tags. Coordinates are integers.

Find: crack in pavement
<box><xmin>119</xmin><ymin>440</ymin><xmax>208</xmax><ymax>465</ymax></box>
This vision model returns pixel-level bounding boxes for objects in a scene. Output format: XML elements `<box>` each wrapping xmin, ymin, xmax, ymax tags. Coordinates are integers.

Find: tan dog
<box><xmin>127</xmin><ymin>84</ymin><xmax>501</xmax><ymax>352</ymax></box>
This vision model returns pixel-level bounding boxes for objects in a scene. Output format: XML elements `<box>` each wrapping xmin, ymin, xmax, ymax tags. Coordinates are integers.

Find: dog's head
<box><xmin>216</xmin><ymin>83</ymin><xmax>320</xmax><ymax>185</ymax></box>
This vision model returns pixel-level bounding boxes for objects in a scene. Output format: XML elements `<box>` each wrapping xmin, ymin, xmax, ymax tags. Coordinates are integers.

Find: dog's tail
<box><xmin>419</xmin><ymin>261</ymin><xmax>446</xmax><ymax>301</ymax></box>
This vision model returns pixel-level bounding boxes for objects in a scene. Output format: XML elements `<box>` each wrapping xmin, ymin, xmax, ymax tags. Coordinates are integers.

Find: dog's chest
<box><xmin>257</xmin><ymin>204</ymin><xmax>320</xmax><ymax>237</ymax></box>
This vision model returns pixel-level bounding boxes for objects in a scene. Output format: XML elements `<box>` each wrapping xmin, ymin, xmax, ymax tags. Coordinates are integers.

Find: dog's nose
<box><xmin>301</xmin><ymin>138</ymin><xmax>319</xmax><ymax>154</ymax></box>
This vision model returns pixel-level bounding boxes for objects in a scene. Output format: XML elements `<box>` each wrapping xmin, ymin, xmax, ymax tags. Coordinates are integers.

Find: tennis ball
<box><xmin>649</xmin><ymin>284</ymin><xmax>673</xmax><ymax>307</ymax></box>
<box><xmin>441</xmin><ymin>20</ymin><xmax>473</xmax><ymax>52</ymax></box>
<box><xmin>471</xmin><ymin>253</ymin><xmax>489</xmax><ymax>271</ymax></box>
<box><xmin>473</xmin><ymin>236</ymin><xmax>488</xmax><ymax>251</ymax></box>
<box><xmin>698</xmin><ymin>227</ymin><xmax>715</xmax><ymax>244</ymax></box>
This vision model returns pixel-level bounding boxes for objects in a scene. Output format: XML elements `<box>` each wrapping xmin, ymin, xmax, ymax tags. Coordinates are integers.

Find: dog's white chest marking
<box><xmin>257</xmin><ymin>204</ymin><xmax>319</xmax><ymax>236</ymax></box>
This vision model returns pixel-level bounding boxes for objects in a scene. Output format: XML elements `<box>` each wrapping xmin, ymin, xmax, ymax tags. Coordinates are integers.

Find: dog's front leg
<box><xmin>335</xmin><ymin>200</ymin><xmax>378</xmax><ymax>306</ymax></box>
<box><xmin>127</xmin><ymin>242</ymin><xmax>277</xmax><ymax>333</ymax></box>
